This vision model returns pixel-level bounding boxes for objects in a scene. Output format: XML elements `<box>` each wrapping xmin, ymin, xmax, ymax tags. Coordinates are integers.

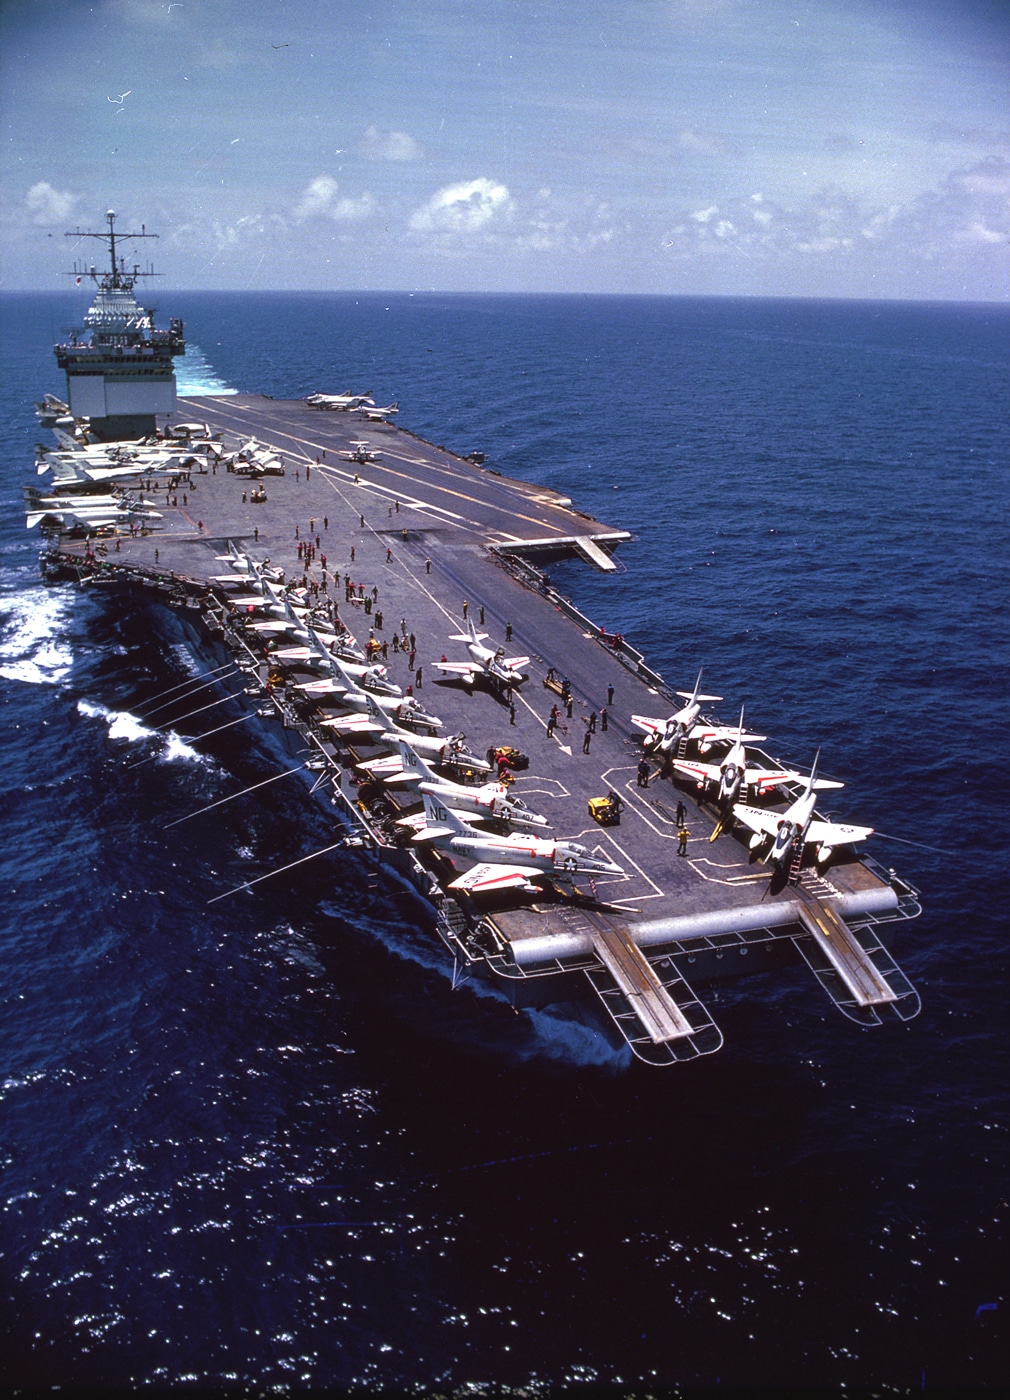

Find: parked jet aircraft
<box><xmin>633</xmin><ymin>670</ymin><xmax>765</xmax><ymax>755</ymax></box>
<box><xmin>409</xmin><ymin>792</ymin><xmax>624</xmax><ymax>894</ymax></box>
<box><xmin>672</xmin><ymin>706</ymin><xmax>833</xmax><ymax>819</ymax></box>
<box><xmin>346</xmin><ymin>697</ymin><xmax>491</xmax><ymax>774</ymax></box>
<box><xmin>732</xmin><ymin>751</ymin><xmax>872</xmax><ymax>868</ymax></box>
<box><xmin>340</xmin><ymin>442</ymin><xmax>378</xmax><ymax>464</ymax></box>
<box><xmin>432</xmin><ymin>618</ymin><xmax>529</xmax><ymax>690</ymax></box>
<box><xmin>25</xmin><ymin>503</ymin><xmax>162</xmax><ymax>530</ymax></box>
<box><xmin>386</xmin><ymin>740</ymin><xmax>549</xmax><ymax>831</ymax></box>
<box><xmin>299</xmin><ymin>641</ymin><xmax>438</xmax><ymax>726</ymax></box>
<box><xmin>353</xmin><ymin>401</ymin><xmax>398</xmax><ymax>420</ymax></box>
<box><xmin>306</xmin><ymin>391</ymin><xmax>373</xmax><ymax>410</ymax></box>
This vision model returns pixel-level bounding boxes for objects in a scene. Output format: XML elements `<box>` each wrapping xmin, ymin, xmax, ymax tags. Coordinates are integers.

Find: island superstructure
<box><xmin>25</xmin><ymin>216</ymin><xmax>922</xmax><ymax>1065</ymax></box>
<box><xmin>55</xmin><ymin>211</ymin><xmax>185</xmax><ymax>440</ymax></box>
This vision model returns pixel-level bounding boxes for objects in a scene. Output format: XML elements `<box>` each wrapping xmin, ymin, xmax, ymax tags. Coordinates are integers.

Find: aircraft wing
<box><xmin>746</xmin><ymin>764</ymin><xmax>802</xmax><ymax>794</ymax></box>
<box><xmin>382</xmin><ymin>770</ymin><xmax>422</xmax><ymax>787</ymax></box>
<box><xmin>672</xmin><ymin>758</ymin><xmax>721</xmax><ymax>786</ymax></box>
<box><xmin>320</xmin><ymin>716</ymin><xmax>383</xmax><ymax>734</ymax></box>
<box><xmin>631</xmin><ymin>714</ymin><xmax>666</xmax><ymax>737</ymax></box>
<box><xmin>432</xmin><ymin>662</ymin><xmax>477</xmax><ymax>683</ymax></box>
<box><xmin>504</xmin><ymin>655</ymin><xmax>530</xmax><ymax>669</ymax></box>
<box><xmin>691</xmin><ymin>723</ymin><xmax>767</xmax><ymax>748</ymax></box>
<box><xmin>732</xmin><ymin>804</ymin><xmax>783</xmax><ymax>840</ymax></box>
<box><xmin>356</xmin><ymin>755</ymin><xmax>402</xmax><ymax>775</ymax></box>
<box><xmin>293</xmin><ymin>678</ymin><xmax>347</xmax><ymax>694</ymax></box>
<box><xmin>448</xmin><ymin>862</ymin><xmax>540</xmax><ymax>893</ymax></box>
<box><xmin>82</xmin><ymin>465</ymin><xmax>145</xmax><ymax>482</ymax></box>
<box><xmin>806</xmin><ymin>818</ymin><xmax>873</xmax><ymax>847</ymax></box>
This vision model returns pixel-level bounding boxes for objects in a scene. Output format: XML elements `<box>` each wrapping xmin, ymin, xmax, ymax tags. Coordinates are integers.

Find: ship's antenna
<box><xmin>64</xmin><ymin>209</ymin><xmax>160</xmax><ymax>289</ymax></box>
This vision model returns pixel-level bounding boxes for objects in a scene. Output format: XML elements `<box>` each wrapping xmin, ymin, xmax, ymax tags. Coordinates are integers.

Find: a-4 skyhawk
<box><xmin>340</xmin><ymin>441</ymin><xmax>378</xmax><ymax>464</ymax></box>
<box><xmin>671</xmin><ymin>707</ymin><xmax>832</xmax><ymax>837</ymax></box>
<box><xmin>386</xmin><ymin>740</ymin><xmax>549</xmax><ymax>832</ymax></box>
<box><xmin>633</xmin><ymin>669</ymin><xmax>762</xmax><ymax>755</ymax></box>
<box><xmin>432</xmin><ymin>618</ymin><xmax>529</xmax><ymax>691</ymax></box>
<box><xmin>410</xmin><ymin>792</ymin><xmax>623</xmax><ymax>895</ymax></box>
<box><xmin>300</xmin><ymin>643</ymin><xmax>440</xmax><ymax>730</ymax></box>
<box><xmin>305</xmin><ymin>391</ymin><xmax>373</xmax><ymax>410</ymax></box>
<box><xmin>732</xmin><ymin>750</ymin><xmax>872</xmax><ymax>870</ymax></box>
<box><xmin>349</xmin><ymin>696</ymin><xmax>492</xmax><ymax>775</ymax></box>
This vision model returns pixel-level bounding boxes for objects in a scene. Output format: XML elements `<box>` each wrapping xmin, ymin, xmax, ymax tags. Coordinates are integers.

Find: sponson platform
<box><xmin>40</xmin><ymin>392</ymin><xmax>922</xmax><ymax>1065</ymax></box>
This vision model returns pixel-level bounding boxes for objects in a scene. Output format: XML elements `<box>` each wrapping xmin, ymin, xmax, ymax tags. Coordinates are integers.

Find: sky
<box><xmin>1</xmin><ymin>0</ymin><xmax>1008</xmax><ymax>299</ymax></box>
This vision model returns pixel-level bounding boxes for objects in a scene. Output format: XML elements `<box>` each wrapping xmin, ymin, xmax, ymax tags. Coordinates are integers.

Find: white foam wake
<box><xmin>76</xmin><ymin>698</ymin><xmax>156</xmax><ymax>743</ymax></box>
<box><xmin>174</xmin><ymin>342</ymin><xmax>238</xmax><ymax>397</ymax></box>
<box><xmin>0</xmin><ymin>587</ymin><xmax>75</xmax><ymax>686</ymax></box>
<box><xmin>75</xmin><ymin>698</ymin><xmax>206</xmax><ymax>764</ymax></box>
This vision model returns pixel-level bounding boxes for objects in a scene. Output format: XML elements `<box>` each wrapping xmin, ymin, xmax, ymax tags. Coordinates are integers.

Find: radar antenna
<box><xmin>65</xmin><ymin>209</ymin><xmax>161</xmax><ymax>291</ymax></box>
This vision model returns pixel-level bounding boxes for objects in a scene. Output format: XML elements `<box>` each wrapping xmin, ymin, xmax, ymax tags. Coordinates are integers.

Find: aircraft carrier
<box><xmin>27</xmin><ymin>216</ymin><xmax>922</xmax><ymax>1065</ymax></box>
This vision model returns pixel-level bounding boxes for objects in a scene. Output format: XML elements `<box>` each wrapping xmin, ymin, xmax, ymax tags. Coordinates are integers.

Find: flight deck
<box><xmin>38</xmin><ymin>393</ymin><xmax>922</xmax><ymax>1064</ymax></box>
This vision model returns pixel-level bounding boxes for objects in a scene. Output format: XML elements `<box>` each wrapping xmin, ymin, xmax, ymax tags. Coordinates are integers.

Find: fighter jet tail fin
<box><xmin>420</xmin><ymin>789</ymin><xmax>472</xmax><ymax>835</ymax></box>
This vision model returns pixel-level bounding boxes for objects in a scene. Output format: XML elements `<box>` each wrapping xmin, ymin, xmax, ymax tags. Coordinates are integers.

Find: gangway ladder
<box><xmin>792</xmin><ymin>889</ymin><xmax>920</xmax><ymax>1026</ymax></box>
<box><xmin>584</xmin><ymin>921</ymin><xmax>723</xmax><ymax>1065</ymax></box>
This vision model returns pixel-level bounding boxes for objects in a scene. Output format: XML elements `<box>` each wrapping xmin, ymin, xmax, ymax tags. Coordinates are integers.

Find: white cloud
<box><xmin>359</xmin><ymin>126</ymin><xmax>423</xmax><ymax>161</ymax></box>
<box><xmin>662</xmin><ymin>157</ymin><xmax>1010</xmax><ymax>278</ymax></box>
<box><xmin>954</xmin><ymin>221</ymin><xmax>1005</xmax><ymax>245</ymax></box>
<box><xmin>409</xmin><ymin>178</ymin><xmax>512</xmax><ymax>233</ymax></box>
<box><xmin>292</xmin><ymin>177</ymin><xmax>376</xmax><ymax>224</ymax></box>
<box><xmin>25</xmin><ymin>182</ymin><xmax>76</xmax><ymax>225</ymax></box>
<box><xmin>951</xmin><ymin>166</ymin><xmax>1010</xmax><ymax>197</ymax></box>
<box><xmin>331</xmin><ymin>194</ymin><xmax>377</xmax><ymax>222</ymax></box>
<box><xmin>294</xmin><ymin>176</ymin><xmax>340</xmax><ymax>221</ymax></box>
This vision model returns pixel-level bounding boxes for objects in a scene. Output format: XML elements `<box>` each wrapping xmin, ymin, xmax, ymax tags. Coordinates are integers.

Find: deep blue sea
<box><xmin>1</xmin><ymin>292</ymin><xmax>1007</xmax><ymax>1392</ymax></box>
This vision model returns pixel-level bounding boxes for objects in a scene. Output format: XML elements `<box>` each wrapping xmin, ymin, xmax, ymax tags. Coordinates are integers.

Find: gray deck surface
<box><xmin>56</xmin><ymin>394</ymin><xmax>892</xmax><ymax>953</ymax></box>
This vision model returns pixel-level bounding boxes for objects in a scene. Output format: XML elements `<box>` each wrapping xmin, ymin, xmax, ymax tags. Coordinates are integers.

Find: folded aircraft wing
<box><xmin>448</xmin><ymin>862</ymin><xmax>540</xmax><ymax>893</ymax></box>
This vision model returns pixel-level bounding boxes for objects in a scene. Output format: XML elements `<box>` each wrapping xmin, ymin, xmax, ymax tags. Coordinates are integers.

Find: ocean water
<box><xmin>0</xmin><ymin>291</ymin><xmax>1007</xmax><ymax>1391</ymax></box>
